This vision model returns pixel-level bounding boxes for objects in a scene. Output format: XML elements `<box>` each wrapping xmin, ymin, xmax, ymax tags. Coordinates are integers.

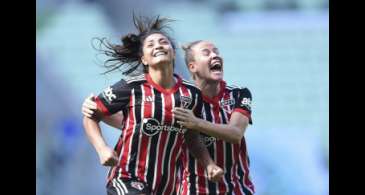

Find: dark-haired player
<box><xmin>82</xmin><ymin>16</ymin><xmax>223</xmax><ymax>195</ymax></box>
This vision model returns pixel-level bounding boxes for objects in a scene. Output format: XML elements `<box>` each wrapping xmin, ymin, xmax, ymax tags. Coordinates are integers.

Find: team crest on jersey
<box><xmin>181</xmin><ymin>96</ymin><xmax>192</xmax><ymax>108</ymax></box>
<box><xmin>141</xmin><ymin>118</ymin><xmax>187</xmax><ymax>136</ymax></box>
<box><xmin>130</xmin><ymin>181</ymin><xmax>145</xmax><ymax>191</ymax></box>
<box><xmin>102</xmin><ymin>86</ymin><xmax>116</xmax><ymax>102</ymax></box>
<box><xmin>200</xmin><ymin>135</ymin><xmax>216</xmax><ymax>147</ymax></box>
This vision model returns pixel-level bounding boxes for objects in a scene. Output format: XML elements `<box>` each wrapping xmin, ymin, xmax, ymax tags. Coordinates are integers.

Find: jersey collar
<box><xmin>145</xmin><ymin>73</ymin><xmax>182</xmax><ymax>94</ymax></box>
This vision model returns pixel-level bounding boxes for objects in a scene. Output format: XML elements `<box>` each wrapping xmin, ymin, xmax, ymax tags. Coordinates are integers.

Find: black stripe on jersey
<box><xmin>232</xmin><ymin>89</ymin><xmax>239</xmax><ymax>106</ymax></box>
<box><xmin>173</xmin><ymin>90</ymin><xmax>182</xmax><ymax>122</ymax></box>
<box><xmin>127</xmin><ymin>86</ymin><xmax>142</xmax><ymax>179</ymax></box>
<box><xmin>203</xmin><ymin>102</ymin><xmax>217</xmax><ymax>195</ymax></box>
<box><xmin>146</xmin><ymin>88</ymin><xmax>163</xmax><ymax>187</ymax></box>
<box><xmin>188</xmin><ymin>153</ymin><xmax>197</xmax><ymax>195</ymax></box>
<box><xmin>219</xmin><ymin>108</ymin><xmax>234</xmax><ymax>194</ymax></box>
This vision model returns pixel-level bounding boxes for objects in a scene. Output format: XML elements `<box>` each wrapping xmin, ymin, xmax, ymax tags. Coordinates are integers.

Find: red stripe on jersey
<box><xmin>233</xmin><ymin>108</ymin><xmax>251</xmax><ymax>121</ymax></box>
<box><xmin>196</xmin><ymin>161</ymin><xmax>207</xmax><ymax>194</ymax></box>
<box><xmin>119</xmin><ymin>90</ymin><xmax>135</xmax><ymax>178</ymax></box>
<box><xmin>180</xmin><ymin>84</ymin><xmax>190</xmax><ymax>101</ymax></box>
<box><xmin>164</xmin><ymin>92</ymin><xmax>173</xmax><ymax>123</ymax></box>
<box><xmin>136</xmin><ymin>84</ymin><xmax>153</xmax><ymax>182</ymax></box>
<box><xmin>94</xmin><ymin>96</ymin><xmax>111</xmax><ymax>116</ymax></box>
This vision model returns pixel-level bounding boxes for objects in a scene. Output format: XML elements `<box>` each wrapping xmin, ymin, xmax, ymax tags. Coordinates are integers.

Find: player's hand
<box><xmin>82</xmin><ymin>93</ymin><xmax>97</xmax><ymax>118</ymax></box>
<box><xmin>173</xmin><ymin>107</ymin><xmax>200</xmax><ymax>129</ymax></box>
<box><xmin>97</xmin><ymin>146</ymin><xmax>119</xmax><ymax>167</ymax></box>
<box><xmin>206</xmin><ymin>163</ymin><xmax>224</xmax><ymax>182</ymax></box>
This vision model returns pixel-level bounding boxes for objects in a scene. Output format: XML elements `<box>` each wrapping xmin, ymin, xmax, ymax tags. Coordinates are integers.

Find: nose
<box><xmin>212</xmin><ymin>55</ymin><xmax>221</xmax><ymax>61</ymax></box>
<box><xmin>211</xmin><ymin>51</ymin><xmax>220</xmax><ymax>59</ymax></box>
<box><xmin>154</xmin><ymin>43</ymin><xmax>163</xmax><ymax>50</ymax></box>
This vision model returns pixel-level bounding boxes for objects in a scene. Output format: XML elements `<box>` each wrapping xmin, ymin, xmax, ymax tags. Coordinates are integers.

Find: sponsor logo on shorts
<box><xmin>141</xmin><ymin>118</ymin><xmax>188</xmax><ymax>136</ymax></box>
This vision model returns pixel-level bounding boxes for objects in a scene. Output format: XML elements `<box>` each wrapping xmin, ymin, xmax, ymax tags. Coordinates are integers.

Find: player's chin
<box><xmin>209</xmin><ymin>73</ymin><xmax>223</xmax><ymax>81</ymax></box>
<box><xmin>152</xmin><ymin>58</ymin><xmax>173</xmax><ymax>68</ymax></box>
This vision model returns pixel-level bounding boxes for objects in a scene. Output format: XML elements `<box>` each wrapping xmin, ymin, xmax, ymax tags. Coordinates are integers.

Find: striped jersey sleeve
<box><xmin>95</xmin><ymin>79</ymin><xmax>131</xmax><ymax>116</ymax></box>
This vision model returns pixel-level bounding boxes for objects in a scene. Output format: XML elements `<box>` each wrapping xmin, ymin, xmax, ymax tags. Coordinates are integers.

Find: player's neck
<box><xmin>195</xmin><ymin>79</ymin><xmax>220</xmax><ymax>98</ymax></box>
<box><xmin>148</xmin><ymin>65</ymin><xmax>175</xmax><ymax>89</ymax></box>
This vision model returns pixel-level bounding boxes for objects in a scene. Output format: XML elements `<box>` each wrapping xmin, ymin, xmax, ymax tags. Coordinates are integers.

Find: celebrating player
<box><xmin>173</xmin><ymin>40</ymin><xmax>255</xmax><ymax>194</ymax></box>
<box><xmin>82</xmin><ymin>16</ymin><xmax>223</xmax><ymax>195</ymax></box>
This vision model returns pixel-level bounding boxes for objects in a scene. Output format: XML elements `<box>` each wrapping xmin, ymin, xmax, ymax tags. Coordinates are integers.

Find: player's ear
<box><xmin>188</xmin><ymin>62</ymin><xmax>196</xmax><ymax>74</ymax></box>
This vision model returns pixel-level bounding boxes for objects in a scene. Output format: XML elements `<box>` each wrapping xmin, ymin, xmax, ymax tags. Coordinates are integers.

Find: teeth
<box><xmin>154</xmin><ymin>51</ymin><xmax>166</xmax><ymax>57</ymax></box>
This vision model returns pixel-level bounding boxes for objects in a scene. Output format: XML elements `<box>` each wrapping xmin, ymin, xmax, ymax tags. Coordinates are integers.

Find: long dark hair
<box><xmin>93</xmin><ymin>14</ymin><xmax>176</xmax><ymax>76</ymax></box>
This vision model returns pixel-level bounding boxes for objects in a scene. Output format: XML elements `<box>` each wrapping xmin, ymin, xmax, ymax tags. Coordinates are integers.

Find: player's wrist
<box><xmin>95</xmin><ymin>143</ymin><xmax>109</xmax><ymax>154</ymax></box>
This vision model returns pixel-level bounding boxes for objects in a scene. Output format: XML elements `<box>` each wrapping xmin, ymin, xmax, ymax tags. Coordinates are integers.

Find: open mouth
<box><xmin>210</xmin><ymin>61</ymin><xmax>223</xmax><ymax>72</ymax></box>
<box><xmin>153</xmin><ymin>51</ymin><xmax>167</xmax><ymax>57</ymax></box>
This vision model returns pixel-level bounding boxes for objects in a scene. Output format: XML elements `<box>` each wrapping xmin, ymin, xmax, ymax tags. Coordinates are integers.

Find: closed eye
<box><xmin>213</xmin><ymin>48</ymin><xmax>219</xmax><ymax>55</ymax></box>
<box><xmin>160</xmin><ymin>39</ymin><xmax>169</xmax><ymax>44</ymax></box>
<box><xmin>202</xmin><ymin>49</ymin><xmax>210</xmax><ymax>56</ymax></box>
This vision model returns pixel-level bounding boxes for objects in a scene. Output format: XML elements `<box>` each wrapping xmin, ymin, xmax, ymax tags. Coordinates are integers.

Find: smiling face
<box><xmin>141</xmin><ymin>33</ymin><xmax>175</xmax><ymax>70</ymax></box>
<box><xmin>188</xmin><ymin>41</ymin><xmax>224</xmax><ymax>82</ymax></box>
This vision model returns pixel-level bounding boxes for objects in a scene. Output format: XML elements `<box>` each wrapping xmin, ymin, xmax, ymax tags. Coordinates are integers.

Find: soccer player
<box><xmin>174</xmin><ymin>40</ymin><xmax>255</xmax><ymax>194</ymax></box>
<box><xmin>82</xmin><ymin>16</ymin><xmax>223</xmax><ymax>195</ymax></box>
<box><xmin>83</xmin><ymin>40</ymin><xmax>255</xmax><ymax>194</ymax></box>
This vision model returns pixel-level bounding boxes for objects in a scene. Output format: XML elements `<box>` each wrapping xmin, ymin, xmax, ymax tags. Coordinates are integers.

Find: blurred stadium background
<box><xmin>36</xmin><ymin>0</ymin><xmax>328</xmax><ymax>194</ymax></box>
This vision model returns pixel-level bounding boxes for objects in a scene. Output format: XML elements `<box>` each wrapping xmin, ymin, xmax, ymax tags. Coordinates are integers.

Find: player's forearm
<box><xmin>185</xmin><ymin>132</ymin><xmax>214</xmax><ymax>168</ymax></box>
<box><xmin>83</xmin><ymin>116</ymin><xmax>108</xmax><ymax>153</ymax></box>
<box><xmin>101</xmin><ymin>112</ymin><xmax>124</xmax><ymax>129</ymax></box>
<box><xmin>194</xmin><ymin>119</ymin><xmax>243</xmax><ymax>144</ymax></box>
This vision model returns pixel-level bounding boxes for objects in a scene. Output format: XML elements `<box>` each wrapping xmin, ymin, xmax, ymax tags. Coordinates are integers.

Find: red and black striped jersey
<box><xmin>179</xmin><ymin>80</ymin><xmax>255</xmax><ymax>195</ymax></box>
<box><xmin>94</xmin><ymin>73</ymin><xmax>203</xmax><ymax>195</ymax></box>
